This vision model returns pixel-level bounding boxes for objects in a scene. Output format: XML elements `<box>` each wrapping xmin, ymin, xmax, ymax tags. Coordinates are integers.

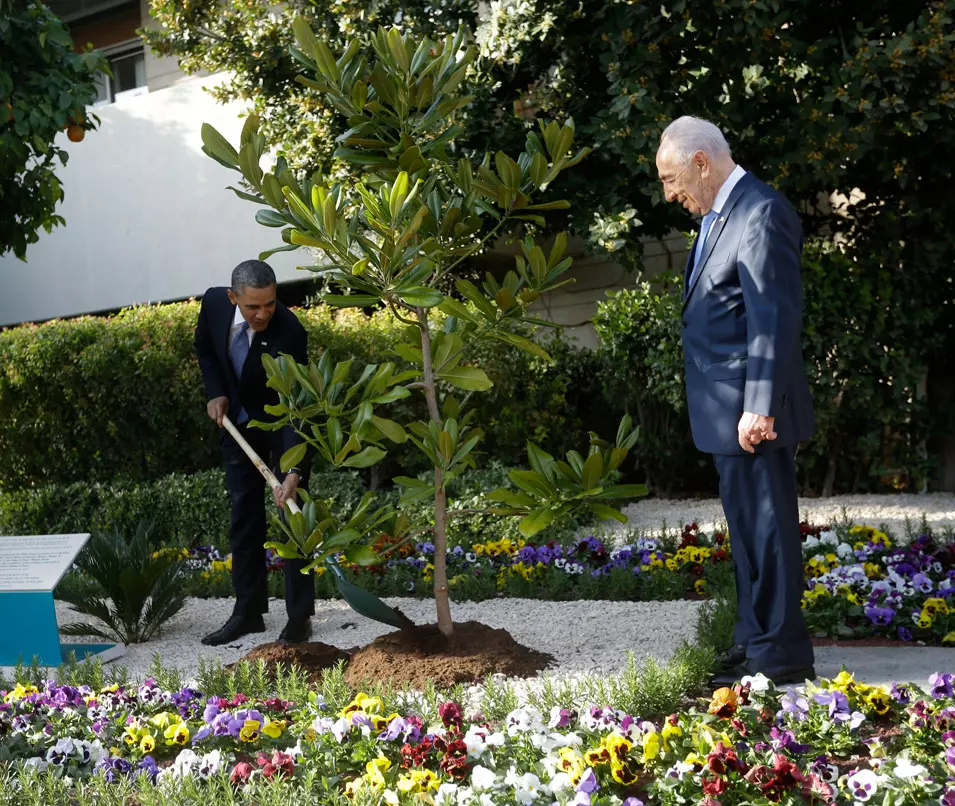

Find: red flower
<box><xmin>703</xmin><ymin>774</ymin><xmax>729</xmax><ymax>795</ymax></box>
<box><xmin>257</xmin><ymin>750</ymin><xmax>295</xmax><ymax>780</ymax></box>
<box><xmin>230</xmin><ymin>761</ymin><xmax>253</xmax><ymax>785</ymax></box>
<box><xmin>439</xmin><ymin>702</ymin><xmax>463</xmax><ymax>729</ymax></box>
<box><xmin>706</xmin><ymin>742</ymin><xmax>746</xmax><ymax>775</ymax></box>
<box><xmin>230</xmin><ymin>693</ymin><xmax>249</xmax><ymax>706</ymax></box>
<box><xmin>437</xmin><ymin>737</ymin><xmax>469</xmax><ymax>780</ymax></box>
<box><xmin>730</xmin><ymin>717</ymin><xmax>748</xmax><ymax>737</ymax></box>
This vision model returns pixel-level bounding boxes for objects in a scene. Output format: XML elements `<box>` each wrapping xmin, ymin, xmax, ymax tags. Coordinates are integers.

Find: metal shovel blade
<box><xmin>325</xmin><ymin>559</ymin><xmax>415</xmax><ymax>629</ymax></box>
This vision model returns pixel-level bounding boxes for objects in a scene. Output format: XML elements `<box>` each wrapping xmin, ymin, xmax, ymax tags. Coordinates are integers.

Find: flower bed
<box><xmin>64</xmin><ymin>520</ymin><xmax>955</xmax><ymax>647</ymax></box>
<box><xmin>3</xmin><ymin>668</ymin><xmax>955</xmax><ymax>805</ymax></box>
<box><xmin>802</xmin><ymin>525</ymin><xmax>955</xmax><ymax>644</ymax></box>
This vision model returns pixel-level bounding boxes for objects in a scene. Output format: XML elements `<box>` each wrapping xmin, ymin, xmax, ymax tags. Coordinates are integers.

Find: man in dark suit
<box><xmin>194</xmin><ymin>260</ymin><xmax>314</xmax><ymax>646</ymax></box>
<box><xmin>656</xmin><ymin>116</ymin><xmax>815</xmax><ymax>686</ymax></box>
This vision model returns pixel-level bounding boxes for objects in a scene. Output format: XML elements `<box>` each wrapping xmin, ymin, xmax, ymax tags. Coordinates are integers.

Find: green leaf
<box><xmin>398</xmin><ymin>287</ymin><xmax>444</xmax><ymax>307</ymax></box>
<box><xmin>371</xmin><ymin>416</ymin><xmax>408</xmax><ymax>443</ymax></box>
<box><xmin>342</xmin><ymin>446</ymin><xmax>387</xmax><ymax>468</ymax></box>
<box><xmin>280</xmin><ymin>442</ymin><xmax>308</xmax><ymax>472</ymax></box>
<box><xmin>255</xmin><ymin>209</ymin><xmax>289</xmax><ymax>228</ymax></box>
<box><xmin>519</xmin><ymin>509</ymin><xmax>554</xmax><ymax>537</ymax></box>
<box><xmin>438</xmin><ymin>366</ymin><xmax>492</xmax><ymax>391</ymax></box>
<box><xmin>323</xmin><ymin>294</ymin><xmax>381</xmax><ymax>307</ymax></box>
<box><xmin>588</xmin><ymin>503</ymin><xmax>627</xmax><ymax>523</ymax></box>
<box><xmin>495</xmin><ymin>331</ymin><xmax>552</xmax><ymax>361</ymax></box>
<box><xmin>343</xmin><ymin>544</ymin><xmax>380</xmax><ymax>566</ymax></box>
<box><xmin>580</xmin><ymin>452</ymin><xmax>604</xmax><ymax>490</ymax></box>
<box><xmin>200</xmin><ymin>123</ymin><xmax>239</xmax><ymax>168</ymax></box>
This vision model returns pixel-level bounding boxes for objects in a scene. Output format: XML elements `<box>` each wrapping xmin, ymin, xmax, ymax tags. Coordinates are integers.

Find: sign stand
<box><xmin>0</xmin><ymin>534</ymin><xmax>126</xmax><ymax>666</ymax></box>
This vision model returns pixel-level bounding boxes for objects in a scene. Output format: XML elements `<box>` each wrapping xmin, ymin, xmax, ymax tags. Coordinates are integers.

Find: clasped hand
<box><xmin>738</xmin><ymin>412</ymin><xmax>776</xmax><ymax>454</ymax></box>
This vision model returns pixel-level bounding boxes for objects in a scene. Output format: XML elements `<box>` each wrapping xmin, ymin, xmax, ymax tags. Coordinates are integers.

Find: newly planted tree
<box><xmin>201</xmin><ymin>23</ymin><xmax>646</xmax><ymax>635</ymax></box>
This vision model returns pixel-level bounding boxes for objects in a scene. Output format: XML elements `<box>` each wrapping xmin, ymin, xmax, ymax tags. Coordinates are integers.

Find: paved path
<box><xmin>813</xmin><ymin>646</ymin><xmax>955</xmax><ymax>689</ymax></box>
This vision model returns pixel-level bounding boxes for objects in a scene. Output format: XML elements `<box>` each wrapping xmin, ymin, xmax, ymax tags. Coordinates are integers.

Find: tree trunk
<box><xmin>417</xmin><ymin>309</ymin><xmax>453</xmax><ymax>636</ymax></box>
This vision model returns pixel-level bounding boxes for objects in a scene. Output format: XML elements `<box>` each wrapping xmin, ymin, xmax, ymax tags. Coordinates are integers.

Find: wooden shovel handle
<box><xmin>221</xmin><ymin>414</ymin><xmax>302</xmax><ymax>515</ymax></box>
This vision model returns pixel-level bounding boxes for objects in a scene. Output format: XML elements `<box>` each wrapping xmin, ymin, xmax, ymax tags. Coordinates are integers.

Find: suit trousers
<box><xmin>222</xmin><ymin>425</ymin><xmax>315</xmax><ymax>621</ymax></box>
<box><xmin>712</xmin><ymin>446</ymin><xmax>813</xmax><ymax>672</ymax></box>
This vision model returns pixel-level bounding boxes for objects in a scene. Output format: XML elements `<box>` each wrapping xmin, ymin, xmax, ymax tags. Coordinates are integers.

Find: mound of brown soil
<box><xmin>233</xmin><ymin>641</ymin><xmax>352</xmax><ymax>686</ymax></box>
<box><xmin>343</xmin><ymin>621</ymin><xmax>553</xmax><ymax>689</ymax></box>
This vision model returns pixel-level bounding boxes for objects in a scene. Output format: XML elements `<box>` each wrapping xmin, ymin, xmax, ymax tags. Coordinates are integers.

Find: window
<box><xmin>92</xmin><ymin>41</ymin><xmax>147</xmax><ymax>105</ymax></box>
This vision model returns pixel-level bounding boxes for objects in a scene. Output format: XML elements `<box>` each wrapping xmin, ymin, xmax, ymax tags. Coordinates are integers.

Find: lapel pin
<box><xmin>719</xmin><ymin>216</ymin><xmax>725</xmax><ymax>222</ymax></box>
<box><xmin>261</xmin><ymin>341</ymin><xmax>268</xmax><ymax>346</ymax></box>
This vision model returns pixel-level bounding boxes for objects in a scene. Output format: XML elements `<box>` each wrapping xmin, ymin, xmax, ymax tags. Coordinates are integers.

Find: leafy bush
<box><xmin>0</xmin><ymin>470</ymin><xmax>231</xmax><ymax>549</ymax></box>
<box><xmin>593</xmin><ymin>277</ymin><xmax>716</xmax><ymax>496</ymax></box>
<box><xmin>0</xmin><ymin>301</ymin><xmax>601</xmax><ymax>490</ymax></box>
<box><xmin>58</xmin><ymin>521</ymin><xmax>189</xmax><ymax>644</ymax></box>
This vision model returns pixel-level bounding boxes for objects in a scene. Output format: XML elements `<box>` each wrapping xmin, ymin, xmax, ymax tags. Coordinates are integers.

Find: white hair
<box><xmin>659</xmin><ymin>116</ymin><xmax>732</xmax><ymax>165</ymax></box>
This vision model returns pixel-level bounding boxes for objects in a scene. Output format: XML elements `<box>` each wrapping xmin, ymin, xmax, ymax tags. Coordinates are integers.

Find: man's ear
<box><xmin>227</xmin><ymin>289</ymin><xmax>238</xmax><ymax>306</ymax></box>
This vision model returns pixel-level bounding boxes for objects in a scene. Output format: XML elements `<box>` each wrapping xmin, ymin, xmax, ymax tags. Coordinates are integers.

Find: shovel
<box><xmin>221</xmin><ymin>414</ymin><xmax>415</xmax><ymax>630</ymax></box>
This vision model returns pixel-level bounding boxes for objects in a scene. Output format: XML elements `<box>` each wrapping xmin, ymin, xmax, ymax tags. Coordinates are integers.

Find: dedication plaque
<box><xmin>0</xmin><ymin>534</ymin><xmax>89</xmax><ymax>592</ymax></box>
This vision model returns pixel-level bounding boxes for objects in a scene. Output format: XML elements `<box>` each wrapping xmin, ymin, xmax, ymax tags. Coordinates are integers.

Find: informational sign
<box><xmin>0</xmin><ymin>534</ymin><xmax>88</xmax><ymax>592</ymax></box>
<box><xmin>0</xmin><ymin>533</ymin><xmax>124</xmax><ymax>667</ymax></box>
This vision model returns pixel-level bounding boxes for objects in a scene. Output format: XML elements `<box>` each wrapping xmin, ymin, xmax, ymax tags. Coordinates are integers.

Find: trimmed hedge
<box><xmin>0</xmin><ymin>302</ymin><xmax>595</xmax><ymax>490</ymax></box>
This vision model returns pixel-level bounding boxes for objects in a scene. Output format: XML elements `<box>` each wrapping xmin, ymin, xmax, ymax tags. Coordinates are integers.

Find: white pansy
<box><xmin>740</xmin><ymin>672</ymin><xmax>772</xmax><ymax>692</ymax></box>
<box><xmin>892</xmin><ymin>758</ymin><xmax>927</xmax><ymax>779</ymax></box>
<box><xmin>471</xmin><ymin>765</ymin><xmax>500</xmax><ymax>792</ymax></box>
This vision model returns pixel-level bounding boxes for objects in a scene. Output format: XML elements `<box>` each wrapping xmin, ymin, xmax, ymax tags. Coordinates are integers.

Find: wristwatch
<box><xmin>287</xmin><ymin>467</ymin><xmax>302</xmax><ymax>477</ymax></box>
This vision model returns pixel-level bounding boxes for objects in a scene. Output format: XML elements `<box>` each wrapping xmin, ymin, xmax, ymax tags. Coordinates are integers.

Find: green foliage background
<box><xmin>1</xmin><ymin>1</ymin><xmax>106</xmax><ymax>259</ymax></box>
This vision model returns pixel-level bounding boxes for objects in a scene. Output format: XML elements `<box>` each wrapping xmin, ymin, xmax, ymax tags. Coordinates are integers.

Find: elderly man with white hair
<box><xmin>656</xmin><ymin>116</ymin><xmax>816</xmax><ymax>686</ymax></box>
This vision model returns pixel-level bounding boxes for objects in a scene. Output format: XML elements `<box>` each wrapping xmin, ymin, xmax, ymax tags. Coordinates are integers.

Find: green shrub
<box><xmin>0</xmin><ymin>301</ymin><xmax>601</xmax><ymax>490</ymax></box>
<box><xmin>59</xmin><ymin>521</ymin><xmax>189</xmax><ymax>644</ymax></box>
<box><xmin>593</xmin><ymin>276</ymin><xmax>715</xmax><ymax>496</ymax></box>
<box><xmin>0</xmin><ymin>469</ymin><xmax>231</xmax><ymax>548</ymax></box>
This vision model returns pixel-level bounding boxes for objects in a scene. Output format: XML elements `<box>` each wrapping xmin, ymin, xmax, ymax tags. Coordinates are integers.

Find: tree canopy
<box><xmin>0</xmin><ymin>1</ymin><xmax>105</xmax><ymax>260</ymax></box>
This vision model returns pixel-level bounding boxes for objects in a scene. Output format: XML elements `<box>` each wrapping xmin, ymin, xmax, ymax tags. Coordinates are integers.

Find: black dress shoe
<box><xmin>709</xmin><ymin>661</ymin><xmax>816</xmax><ymax>688</ymax></box>
<box><xmin>201</xmin><ymin>613</ymin><xmax>265</xmax><ymax>646</ymax></box>
<box><xmin>279</xmin><ymin>618</ymin><xmax>312</xmax><ymax>644</ymax></box>
<box><xmin>715</xmin><ymin>644</ymin><xmax>747</xmax><ymax>670</ymax></box>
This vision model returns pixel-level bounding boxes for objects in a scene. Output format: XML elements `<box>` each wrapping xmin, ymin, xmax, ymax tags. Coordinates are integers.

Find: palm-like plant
<box><xmin>59</xmin><ymin>522</ymin><xmax>188</xmax><ymax>644</ymax></box>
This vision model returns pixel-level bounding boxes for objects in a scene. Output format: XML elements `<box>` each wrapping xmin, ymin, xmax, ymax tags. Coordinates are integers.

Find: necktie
<box><xmin>687</xmin><ymin>210</ymin><xmax>718</xmax><ymax>295</ymax></box>
<box><xmin>231</xmin><ymin>321</ymin><xmax>250</xmax><ymax>424</ymax></box>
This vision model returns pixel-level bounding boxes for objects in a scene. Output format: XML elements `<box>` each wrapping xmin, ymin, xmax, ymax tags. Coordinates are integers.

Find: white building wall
<box><xmin>0</xmin><ymin>73</ymin><xmax>305</xmax><ymax>326</ymax></box>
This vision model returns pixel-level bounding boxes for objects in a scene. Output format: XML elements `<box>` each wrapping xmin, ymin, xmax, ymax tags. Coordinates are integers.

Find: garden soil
<box><xmin>236</xmin><ymin>622</ymin><xmax>553</xmax><ymax>689</ymax></box>
<box><xmin>342</xmin><ymin>621</ymin><xmax>553</xmax><ymax>689</ymax></box>
<box><xmin>233</xmin><ymin>641</ymin><xmax>352</xmax><ymax>686</ymax></box>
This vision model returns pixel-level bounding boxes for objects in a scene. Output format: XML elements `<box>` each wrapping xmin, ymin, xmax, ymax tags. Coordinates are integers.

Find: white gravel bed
<box><xmin>598</xmin><ymin>492</ymin><xmax>955</xmax><ymax>545</ymax></box>
<box><xmin>0</xmin><ymin>596</ymin><xmax>703</xmax><ymax>683</ymax></box>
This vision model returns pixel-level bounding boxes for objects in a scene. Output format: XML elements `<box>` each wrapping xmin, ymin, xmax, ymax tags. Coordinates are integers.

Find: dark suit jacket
<box><xmin>681</xmin><ymin>172</ymin><xmax>815</xmax><ymax>455</ymax></box>
<box><xmin>194</xmin><ymin>286</ymin><xmax>307</xmax><ymax>456</ymax></box>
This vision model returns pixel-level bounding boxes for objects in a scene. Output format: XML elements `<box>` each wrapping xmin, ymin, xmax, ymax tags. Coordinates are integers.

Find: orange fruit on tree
<box><xmin>67</xmin><ymin>124</ymin><xmax>85</xmax><ymax>142</ymax></box>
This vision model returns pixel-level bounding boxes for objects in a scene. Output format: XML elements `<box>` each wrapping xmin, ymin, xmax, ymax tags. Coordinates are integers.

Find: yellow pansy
<box><xmin>923</xmin><ymin>598</ymin><xmax>949</xmax><ymax>616</ymax></box>
<box><xmin>261</xmin><ymin>720</ymin><xmax>285</xmax><ymax>739</ymax></box>
<box><xmin>123</xmin><ymin>724</ymin><xmax>142</xmax><ymax>746</ymax></box>
<box><xmin>397</xmin><ymin>768</ymin><xmax>440</xmax><ymax>793</ymax></box>
<box><xmin>864</xmin><ymin>688</ymin><xmax>892</xmax><ymax>716</ymax></box>
<box><xmin>662</xmin><ymin>720</ymin><xmax>683</xmax><ymax>751</ymax></box>
<box><xmin>139</xmin><ymin>734</ymin><xmax>156</xmax><ymax>754</ymax></box>
<box><xmin>642</xmin><ymin>730</ymin><xmax>661</xmax><ymax>762</ymax></box>
<box><xmin>665</xmin><ymin>558</ymin><xmax>678</xmax><ymax>572</ymax></box>
<box><xmin>4</xmin><ymin>684</ymin><xmax>39</xmax><ymax>703</ymax></box>
<box><xmin>149</xmin><ymin>711</ymin><xmax>180</xmax><ymax>729</ymax></box>
<box><xmin>239</xmin><ymin>719</ymin><xmax>261</xmax><ymax>742</ymax></box>
<box><xmin>362</xmin><ymin>756</ymin><xmax>391</xmax><ymax>789</ymax></box>
<box><xmin>164</xmin><ymin>723</ymin><xmax>189</xmax><ymax>745</ymax></box>
<box><xmin>941</xmin><ymin>631</ymin><xmax>955</xmax><ymax>644</ymax></box>
<box><xmin>342</xmin><ymin>692</ymin><xmax>383</xmax><ymax>717</ymax></box>
<box><xmin>557</xmin><ymin>748</ymin><xmax>585</xmax><ymax>783</ymax></box>
<box><xmin>917</xmin><ymin>612</ymin><xmax>934</xmax><ymax>629</ymax></box>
